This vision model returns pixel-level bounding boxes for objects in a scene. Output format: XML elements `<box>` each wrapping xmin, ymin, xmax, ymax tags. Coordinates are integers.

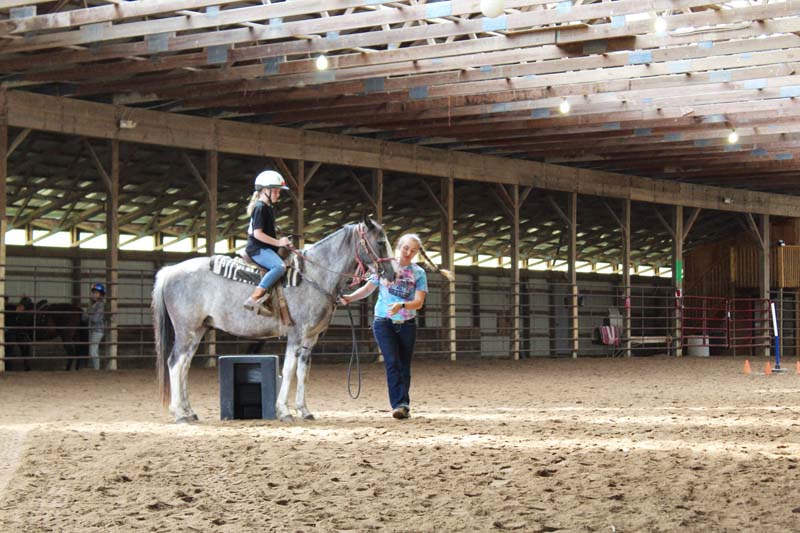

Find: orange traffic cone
<box><xmin>743</xmin><ymin>359</ymin><xmax>751</xmax><ymax>375</ymax></box>
<box><xmin>765</xmin><ymin>361</ymin><xmax>772</xmax><ymax>375</ymax></box>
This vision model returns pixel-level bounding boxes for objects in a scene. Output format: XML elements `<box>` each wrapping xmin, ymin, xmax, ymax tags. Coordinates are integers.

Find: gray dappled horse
<box><xmin>152</xmin><ymin>216</ymin><xmax>396</xmax><ymax>423</ymax></box>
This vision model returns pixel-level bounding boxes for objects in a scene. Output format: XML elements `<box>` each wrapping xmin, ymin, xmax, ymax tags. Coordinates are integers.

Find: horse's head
<box><xmin>356</xmin><ymin>213</ymin><xmax>396</xmax><ymax>282</ymax></box>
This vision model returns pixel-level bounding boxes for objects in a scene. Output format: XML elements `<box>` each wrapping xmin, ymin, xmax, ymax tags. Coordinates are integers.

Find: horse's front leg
<box><xmin>276</xmin><ymin>340</ymin><xmax>300</xmax><ymax>421</ymax></box>
<box><xmin>295</xmin><ymin>338</ymin><xmax>318</xmax><ymax>420</ymax></box>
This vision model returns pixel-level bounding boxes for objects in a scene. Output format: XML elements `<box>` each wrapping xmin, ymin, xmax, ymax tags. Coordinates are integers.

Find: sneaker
<box><xmin>391</xmin><ymin>406</ymin><xmax>410</xmax><ymax>419</ymax></box>
<box><xmin>243</xmin><ymin>297</ymin><xmax>259</xmax><ymax>310</ymax></box>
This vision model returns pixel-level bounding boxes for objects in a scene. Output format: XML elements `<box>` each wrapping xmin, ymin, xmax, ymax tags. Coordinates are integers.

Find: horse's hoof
<box><xmin>303</xmin><ymin>413</ymin><xmax>315</xmax><ymax>420</ymax></box>
<box><xmin>176</xmin><ymin>414</ymin><xmax>198</xmax><ymax>424</ymax></box>
<box><xmin>279</xmin><ymin>414</ymin><xmax>294</xmax><ymax>422</ymax></box>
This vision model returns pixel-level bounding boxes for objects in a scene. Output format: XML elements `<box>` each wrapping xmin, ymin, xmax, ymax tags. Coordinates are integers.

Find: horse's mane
<box><xmin>304</xmin><ymin>223</ymin><xmax>357</xmax><ymax>252</ymax></box>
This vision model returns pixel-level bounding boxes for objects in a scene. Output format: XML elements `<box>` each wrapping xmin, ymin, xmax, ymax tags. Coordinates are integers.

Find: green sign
<box><xmin>675</xmin><ymin>260</ymin><xmax>683</xmax><ymax>282</ymax></box>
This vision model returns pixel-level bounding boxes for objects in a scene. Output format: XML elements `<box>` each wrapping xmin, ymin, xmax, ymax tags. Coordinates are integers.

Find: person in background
<box><xmin>243</xmin><ymin>170</ymin><xmax>292</xmax><ymax>311</ymax></box>
<box><xmin>339</xmin><ymin>233</ymin><xmax>452</xmax><ymax>420</ymax></box>
<box><xmin>83</xmin><ymin>283</ymin><xmax>106</xmax><ymax>370</ymax></box>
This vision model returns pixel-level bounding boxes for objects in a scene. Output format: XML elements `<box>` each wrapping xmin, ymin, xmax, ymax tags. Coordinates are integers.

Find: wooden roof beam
<box><xmin>0</xmin><ymin>0</ymin><xmax>244</xmax><ymax>35</ymax></box>
<box><xmin>21</xmin><ymin>3</ymin><xmax>796</xmax><ymax>94</ymax></box>
<box><xmin>375</xmin><ymin>95</ymin><xmax>800</xmax><ymax>141</ymax></box>
<box><xmin>6</xmin><ymin>89</ymin><xmax>800</xmax><ymax>217</ymax></box>
<box><xmin>0</xmin><ymin>0</ymin><xmax>721</xmax><ymax>73</ymax></box>
<box><xmin>0</xmin><ymin>0</ymin><xmax>418</xmax><ymax>52</ymax></box>
<box><xmin>332</xmin><ymin>88</ymin><xmax>800</xmax><ymax>139</ymax></box>
<box><xmin>173</xmin><ymin>49</ymin><xmax>796</xmax><ymax>130</ymax></box>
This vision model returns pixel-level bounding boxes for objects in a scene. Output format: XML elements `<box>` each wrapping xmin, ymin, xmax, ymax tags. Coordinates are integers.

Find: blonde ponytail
<box><xmin>397</xmin><ymin>233</ymin><xmax>455</xmax><ymax>281</ymax></box>
<box><xmin>418</xmin><ymin>246</ymin><xmax>455</xmax><ymax>281</ymax></box>
<box><xmin>246</xmin><ymin>190</ymin><xmax>260</xmax><ymax>217</ymax></box>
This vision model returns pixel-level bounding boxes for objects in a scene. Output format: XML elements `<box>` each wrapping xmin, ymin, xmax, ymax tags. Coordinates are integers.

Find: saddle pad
<box><xmin>283</xmin><ymin>253</ymin><xmax>303</xmax><ymax>288</ymax></box>
<box><xmin>210</xmin><ymin>256</ymin><xmax>261</xmax><ymax>286</ymax></box>
<box><xmin>210</xmin><ymin>254</ymin><xmax>303</xmax><ymax>287</ymax></box>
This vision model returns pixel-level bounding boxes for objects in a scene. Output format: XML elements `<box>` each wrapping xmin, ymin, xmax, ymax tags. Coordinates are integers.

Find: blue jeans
<box><xmin>251</xmin><ymin>248</ymin><xmax>286</xmax><ymax>290</ymax></box>
<box><xmin>89</xmin><ymin>330</ymin><xmax>104</xmax><ymax>370</ymax></box>
<box><xmin>372</xmin><ymin>317</ymin><xmax>417</xmax><ymax>409</ymax></box>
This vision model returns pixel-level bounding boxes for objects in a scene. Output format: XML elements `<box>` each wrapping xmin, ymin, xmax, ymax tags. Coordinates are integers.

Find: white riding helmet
<box><xmin>254</xmin><ymin>170</ymin><xmax>289</xmax><ymax>191</ymax></box>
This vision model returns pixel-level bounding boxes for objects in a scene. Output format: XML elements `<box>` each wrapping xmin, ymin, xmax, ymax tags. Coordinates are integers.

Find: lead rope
<box><xmin>339</xmin><ymin>289</ymin><xmax>362</xmax><ymax>399</ymax></box>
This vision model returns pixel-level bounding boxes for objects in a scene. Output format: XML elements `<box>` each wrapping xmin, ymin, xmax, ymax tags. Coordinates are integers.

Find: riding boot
<box><xmin>243</xmin><ymin>286</ymin><xmax>268</xmax><ymax>311</ymax></box>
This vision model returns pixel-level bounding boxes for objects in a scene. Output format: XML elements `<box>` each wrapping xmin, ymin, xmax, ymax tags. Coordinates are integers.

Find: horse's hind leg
<box><xmin>168</xmin><ymin>327</ymin><xmax>206</xmax><ymax>423</ymax></box>
<box><xmin>294</xmin><ymin>336</ymin><xmax>319</xmax><ymax>420</ymax></box>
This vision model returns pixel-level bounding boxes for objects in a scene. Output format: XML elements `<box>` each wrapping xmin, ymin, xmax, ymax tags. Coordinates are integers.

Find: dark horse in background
<box><xmin>5</xmin><ymin>298</ymin><xmax>88</xmax><ymax>371</ymax></box>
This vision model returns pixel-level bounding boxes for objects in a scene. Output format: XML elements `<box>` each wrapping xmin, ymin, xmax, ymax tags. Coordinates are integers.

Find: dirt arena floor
<box><xmin>1</xmin><ymin>356</ymin><xmax>800</xmax><ymax>532</ymax></box>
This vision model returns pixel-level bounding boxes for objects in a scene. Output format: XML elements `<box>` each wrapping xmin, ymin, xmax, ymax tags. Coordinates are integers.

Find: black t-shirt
<box><xmin>246</xmin><ymin>200</ymin><xmax>278</xmax><ymax>256</ymax></box>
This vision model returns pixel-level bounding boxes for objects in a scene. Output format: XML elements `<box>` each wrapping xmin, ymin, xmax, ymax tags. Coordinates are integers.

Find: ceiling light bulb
<box><xmin>480</xmin><ymin>0</ymin><xmax>505</xmax><ymax>18</ymax></box>
<box><xmin>559</xmin><ymin>99</ymin><xmax>571</xmax><ymax>114</ymax></box>
<box><xmin>654</xmin><ymin>16</ymin><xmax>667</xmax><ymax>33</ymax></box>
<box><xmin>727</xmin><ymin>130</ymin><xmax>739</xmax><ymax>144</ymax></box>
<box><xmin>315</xmin><ymin>54</ymin><xmax>329</xmax><ymax>71</ymax></box>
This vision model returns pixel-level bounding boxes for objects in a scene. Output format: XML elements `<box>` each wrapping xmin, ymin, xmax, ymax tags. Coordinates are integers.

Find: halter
<box><xmin>285</xmin><ymin>223</ymin><xmax>394</xmax><ymax>293</ymax></box>
<box><xmin>351</xmin><ymin>223</ymin><xmax>394</xmax><ymax>287</ymax></box>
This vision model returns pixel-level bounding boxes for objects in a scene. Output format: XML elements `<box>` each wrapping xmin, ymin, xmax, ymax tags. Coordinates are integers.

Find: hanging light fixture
<box><xmin>315</xmin><ymin>54</ymin><xmax>329</xmax><ymax>71</ymax></box>
<box><xmin>559</xmin><ymin>99</ymin><xmax>571</xmax><ymax>114</ymax></box>
<box><xmin>480</xmin><ymin>0</ymin><xmax>505</xmax><ymax>18</ymax></box>
<box><xmin>727</xmin><ymin>129</ymin><xmax>739</xmax><ymax>144</ymax></box>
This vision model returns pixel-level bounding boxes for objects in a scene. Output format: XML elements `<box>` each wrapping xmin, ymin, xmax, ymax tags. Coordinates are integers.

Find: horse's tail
<box><xmin>152</xmin><ymin>266</ymin><xmax>175</xmax><ymax>407</ymax></box>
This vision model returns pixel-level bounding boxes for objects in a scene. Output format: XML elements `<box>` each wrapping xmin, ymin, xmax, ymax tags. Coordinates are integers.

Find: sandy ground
<box><xmin>1</xmin><ymin>356</ymin><xmax>800</xmax><ymax>532</ymax></box>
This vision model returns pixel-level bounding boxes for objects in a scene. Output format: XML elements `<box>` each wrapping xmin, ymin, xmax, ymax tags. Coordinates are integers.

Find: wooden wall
<box><xmin>685</xmin><ymin>218</ymin><xmax>800</xmax><ymax>293</ymax></box>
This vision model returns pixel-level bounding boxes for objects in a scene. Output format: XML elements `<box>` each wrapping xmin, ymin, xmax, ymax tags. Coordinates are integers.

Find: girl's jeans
<box><xmin>251</xmin><ymin>248</ymin><xmax>286</xmax><ymax>290</ymax></box>
<box><xmin>372</xmin><ymin>317</ymin><xmax>417</xmax><ymax>409</ymax></box>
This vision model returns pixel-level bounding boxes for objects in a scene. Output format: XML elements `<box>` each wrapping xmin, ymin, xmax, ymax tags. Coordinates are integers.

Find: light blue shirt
<box><xmin>369</xmin><ymin>263</ymin><xmax>428</xmax><ymax>321</ymax></box>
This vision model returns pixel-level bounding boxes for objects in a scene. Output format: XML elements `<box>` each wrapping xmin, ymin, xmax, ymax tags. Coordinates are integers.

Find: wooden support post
<box><xmin>441</xmin><ymin>177</ymin><xmax>456</xmax><ymax>361</ymax></box>
<box><xmin>369</xmin><ymin>169</ymin><xmax>383</xmax><ymax>360</ymax></box>
<box><xmin>471</xmin><ymin>271</ymin><xmax>480</xmax><ymax>329</ymax></box>
<box><xmin>206</xmin><ymin>151</ymin><xmax>218</xmax><ymax>254</ymax></box>
<box><xmin>71</xmin><ymin>256</ymin><xmax>82</xmax><ymax>308</ymax></box>
<box><xmin>494</xmin><ymin>184</ymin><xmax>532</xmax><ymax>360</ymax></box>
<box><xmin>622</xmin><ymin>199</ymin><xmax>632</xmax><ymax>357</ymax></box>
<box><xmin>205</xmin><ymin>150</ymin><xmax>218</xmax><ymax>367</ymax></box>
<box><xmin>511</xmin><ymin>184</ymin><xmax>520</xmax><ymax>360</ymax></box>
<box><xmin>424</xmin><ymin>175</ymin><xmax>457</xmax><ymax>360</ymax></box>
<box><xmin>0</xmin><ymin>92</ymin><xmax>6</xmax><ymax>373</ymax></box>
<box><xmin>673</xmin><ymin>205</ymin><xmax>684</xmax><ymax>357</ymax></box>
<box><xmin>295</xmin><ymin>160</ymin><xmax>306</xmax><ymax>248</ymax></box>
<box><xmin>759</xmin><ymin>213</ymin><xmax>770</xmax><ymax>358</ymax></box>
<box><xmin>372</xmin><ymin>169</ymin><xmax>383</xmax><ymax>225</ymax></box>
<box><xmin>568</xmin><ymin>192</ymin><xmax>578</xmax><ymax>358</ymax></box>
<box><xmin>106</xmin><ymin>140</ymin><xmax>119</xmax><ymax>370</ymax></box>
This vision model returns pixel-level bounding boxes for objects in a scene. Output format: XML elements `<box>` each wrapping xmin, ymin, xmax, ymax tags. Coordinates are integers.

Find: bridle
<box><xmin>351</xmin><ymin>223</ymin><xmax>394</xmax><ymax>287</ymax></box>
<box><xmin>286</xmin><ymin>223</ymin><xmax>394</xmax><ymax>291</ymax></box>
